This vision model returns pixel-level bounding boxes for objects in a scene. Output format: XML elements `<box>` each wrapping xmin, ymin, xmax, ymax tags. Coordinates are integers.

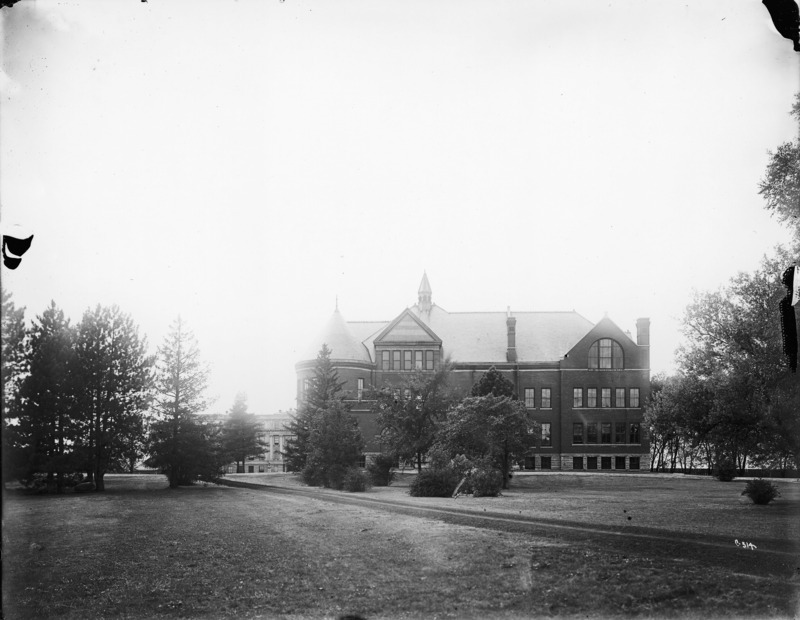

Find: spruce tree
<box><xmin>283</xmin><ymin>344</ymin><xmax>345</xmax><ymax>472</ymax></box>
<box><xmin>146</xmin><ymin>317</ymin><xmax>222</xmax><ymax>487</ymax></box>
<box><xmin>73</xmin><ymin>305</ymin><xmax>153</xmax><ymax>490</ymax></box>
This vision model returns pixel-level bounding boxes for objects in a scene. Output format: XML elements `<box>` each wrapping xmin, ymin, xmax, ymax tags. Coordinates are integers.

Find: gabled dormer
<box><xmin>373</xmin><ymin>309</ymin><xmax>443</xmax><ymax>372</ymax></box>
<box><xmin>562</xmin><ymin>316</ymin><xmax>650</xmax><ymax>371</ymax></box>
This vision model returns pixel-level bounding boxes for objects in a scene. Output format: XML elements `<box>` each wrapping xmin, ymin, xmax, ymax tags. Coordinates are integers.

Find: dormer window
<box><xmin>588</xmin><ymin>338</ymin><xmax>623</xmax><ymax>369</ymax></box>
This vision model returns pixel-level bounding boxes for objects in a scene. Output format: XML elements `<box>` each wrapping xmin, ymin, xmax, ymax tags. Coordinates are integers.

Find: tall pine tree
<box><xmin>73</xmin><ymin>305</ymin><xmax>154</xmax><ymax>490</ymax></box>
<box><xmin>283</xmin><ymin>344</ymin><xmax>345</xmax><ymax>472</ymax></box>
<box><xmin>15</xmin><ymin>302</ymin><xmax>79</xmax><ymax>491</ymax></box>
<box><xmin>146</xmin><ymin>317</ymin><xmax>223</xmax><ymax>487</ymax></box>
<box><xmin>222</xmin><ymin>392</ymin><xmax>267</xmax><ymax>473</ymax></box>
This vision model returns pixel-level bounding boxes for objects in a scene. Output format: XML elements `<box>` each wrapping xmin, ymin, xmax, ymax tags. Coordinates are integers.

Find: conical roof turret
<box><xmin>301</xmin><ymin>307</ymin><xmax>371</xmax><ymax>362</ymax></box>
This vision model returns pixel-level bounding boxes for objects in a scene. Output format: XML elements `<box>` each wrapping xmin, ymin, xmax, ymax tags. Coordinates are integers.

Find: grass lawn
<box><xmin>2</xmin><ymin>473</ymin><xmax>799</xmax><ymax>619</ymax></box>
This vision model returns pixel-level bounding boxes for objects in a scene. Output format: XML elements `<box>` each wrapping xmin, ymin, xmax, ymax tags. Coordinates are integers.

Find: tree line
<box><xmin>1</xmin><ymin>297</ymin><xmax>264</xmax><ymax>492</ymax></box>
<box><xmin>645</xmin><ymin>93</ymin><xmax>800</xmax><ymax>476</ymax></box>
<box><xmin>284</xmin><ymin>345</ymin><xmax>537</xmax><ymax>490</ymax></box>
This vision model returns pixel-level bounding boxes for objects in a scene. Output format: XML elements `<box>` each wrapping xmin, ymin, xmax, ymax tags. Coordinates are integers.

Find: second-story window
<box><xmin>630</xmin><ymin>388</ymin><xmax>640</xmax><ymax>408</ymax></box>
<box><xmin>414</xmin><ymin>351</ymin><xmax>424</xmax><ymax>369</ymax></box>
<box><xmin>601</xmin><ymin>388</ymin><xmax>611</xmax><ymax>408</ymax></box>
<box><xmin>615</xmin><ymin>388</ymin><xmax>625</xmax><ymax>408</ymax></box>
<box><xmin>588</xmin><ymin>338</ymin><xmax>624</xmax><ymax>369</ymax></box>
<box><xmin>587</xmin><ymin>388</ymin><xmax>597</xmax><ymax>407</ymax></box>
<box><xmin>541</xmin><ymin>388</ymin><xmax>551</xmax><ymax>408</ymax></box>
<box><xmin>404</xmin><ymin>350</ymin><xmax>412</xmax><ymax>370</ymax></box>
<box><xmin>357</xmin><ymin>378</ymin><xmax>364</xmax><ymax>400</ymax></box>
<box><xmin>524</xmin><ymin>388</ymin><xmax>535</xmax><ymax>408</ymax></box>
<box><xmin>573</xmin><ymin>388</ymin><xmax>583</xmax><ymax>408</ymax></box>
<box><xmin>382</xmin><ymin>351</ymin><xmax>390</xmax><ymax>371</ymax></box>
<box><xmin>392</xmin><ymin>350</ymin><xmax>401</xmax><ymax>371</ymax></box>
<box><xmin>425</xmin><ymin>350</ymin><xmax>434</xmax><ymax>370</ymax></box>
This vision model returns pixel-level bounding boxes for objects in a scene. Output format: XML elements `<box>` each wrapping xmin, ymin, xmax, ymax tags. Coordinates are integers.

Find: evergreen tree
<box><xmin>146</xmin><ymin>317</ymin><xmax>222</xmax><ymax>487</ymax></box>
<box><xmin>470</xmin><ymin>365</ymin><xmax>516</xmax><ymax>398</ymax></box>
<box><xmin>303</xmin><ymin>399</ymin><xmax>364</xmax><ymax>489</ymax></box>
<box><xmin>222</xmin><ymin>392</ymin><xmax>267</xmax><ymax>473</ymax></box>
<box><xmin>283</xmin><ymin>344</ymin><xmax>345</xmax><ymax>472</ymax></box>
<box><xmin>73</xmin><ymin>305</ymin><xmax>154</xmax><ymax>490</ymax></box>
<box><xmin>15</xmin><ymin>302</ymin><xmax>79</xmax><ymax>491</ymax></box>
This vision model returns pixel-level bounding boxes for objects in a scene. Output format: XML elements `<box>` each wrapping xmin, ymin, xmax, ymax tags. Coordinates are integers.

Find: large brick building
<box><xmin>296</xmin><ymin>274</ymin><xmax>650</xmax><ymax>471</ymax></box>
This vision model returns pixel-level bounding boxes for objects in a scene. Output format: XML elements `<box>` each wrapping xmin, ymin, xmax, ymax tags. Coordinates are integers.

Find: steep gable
<box><xmin>562</xmin><ymin>316</ymin><xmax>646</xmax><ymax>369</ymax></box>
<box><xmin>374</xmin><ymin>309</ymin><xmax>442</xmax><ymax>344</ymax></box>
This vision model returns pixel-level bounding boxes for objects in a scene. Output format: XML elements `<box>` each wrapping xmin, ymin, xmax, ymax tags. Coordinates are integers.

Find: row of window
<box><xmin>380</xmin><ymin>349</ymin><xmax>435</xmax><ymax>372</ymax></box>
<box><xmin>574</xmin><ymin>456</ymin><xmax>640</xmax><ymax>470</ymax></box>
<box><xmin>524</xmin><ymin>388</ymin><xmax>551</xmax><ymax>408</ymax></box>
<box><xmin>525</xmin><ymin>456</ymin><xmax>641</xmax><ymax>470</ymax></box>
<box><xmin>523</xmin><ymin>387</ymin><xmax>640</xmax><ymax>409</ymax></box>
<box><xmin>574</xmin><ymin>387</ymin><xmax>639</xmax><ymax>408</ymax></box>
<box><xmin>573</xmin><ymin>422</ymin><xmax>640</xmax><ymax>444</ymax></box>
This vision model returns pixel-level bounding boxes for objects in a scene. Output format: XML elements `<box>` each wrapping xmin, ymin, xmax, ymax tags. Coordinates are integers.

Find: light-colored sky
<box><xmin>1</xmin><ymin>0</ymin><xmax>798</xmax><ymax>416</ymax></box>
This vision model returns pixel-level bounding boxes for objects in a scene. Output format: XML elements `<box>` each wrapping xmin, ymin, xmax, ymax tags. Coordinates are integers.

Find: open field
<box><xmin>2</xmin><ymin>473</ymin><xmax>799</xmax><ymax>619</ymax></box>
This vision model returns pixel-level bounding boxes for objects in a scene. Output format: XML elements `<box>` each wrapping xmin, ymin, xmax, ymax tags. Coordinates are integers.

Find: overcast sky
<box><xmin>1</xmin><ymin>0</ymin><xmax>798</xmax><ymax>416</ymax></box>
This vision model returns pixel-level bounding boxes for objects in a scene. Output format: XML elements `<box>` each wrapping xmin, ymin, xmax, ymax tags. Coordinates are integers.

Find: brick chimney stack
<box><xmin>506</xmin><ymin>307</ymin><xmax>517</xmax><ymax>363</ymax></box>
<box><xmin>636</xmin><ymin>318</ymin><xmax>650</xmax><ymax>368</ymax></box>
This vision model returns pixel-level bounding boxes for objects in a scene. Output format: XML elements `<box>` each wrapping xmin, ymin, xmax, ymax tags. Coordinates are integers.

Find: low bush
<box><xmin>343</xmin><ymin>467</ymin><xmax>372</xmax><ymax>492</ymax></box>
<box><xmin>409</xmin><ymin>468</ymin><xmax>460</xmax><ymax>497</ymax></box>
<box><xmin>714</xmin><ymin>460</ymin><xmax>737</xmax><ymax>482</ymax></box>
<box><xmin>300</xmin><ymin>464</ymin><xmax>323</xmax><ymax>487</ymax></box>
<box><xmin>471</xmin><ymin>467</ymin><xmax>503</xmax><ymax>497</ymax></box>
<box><xmin>367</xmin><ymin>454</ymin><xmax>396</xmax><ymax>486</ymax></box>
<box><xmin>741</xmin><ymin>478</ymin><xmax>781</xmax><ymax>505</ymax></box>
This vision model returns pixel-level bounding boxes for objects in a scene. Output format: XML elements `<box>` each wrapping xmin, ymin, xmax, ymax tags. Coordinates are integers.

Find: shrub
<box><xmin>300</xmin><ymin>464</ymin><xmax>323</xmax><ymax>487</ymax></box>
<box><xmin>741</xmin><ymin>479</ymin><xmax>781</xmax><ymax>505</ymax></box>
<box><xmin>409</xmin><ymin>468</ymin><xmax>460</xmax><ymax>497</ymax></box>
<box><xmin>343</xmin><ymin>467</ymin><xmax>372</xmax><ymax>492</ymax></box>
<box><xmin>714</xmin><ymin>459</ymin><xmax>737</xmax><ymax>482</ymax></box>
<box><xmin>471</xmin><ymin>467</ymin><xmax>503</xmax><ymax>497</ymax></box>
<box><xmin>367</xmin><ymin>454</ymin><xmax>396</xmax><ymax>486</ymax></box>
<box><xmin>426</xmin><ymin>445</ymin><xmax>452</xmax><ymax>471</ymax></box>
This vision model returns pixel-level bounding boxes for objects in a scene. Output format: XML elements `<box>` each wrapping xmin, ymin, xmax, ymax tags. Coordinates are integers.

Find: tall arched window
<box><xmin>588</xmin><ymin>338</ymin><xmax>623</xmax><ymax>369</ymax></box>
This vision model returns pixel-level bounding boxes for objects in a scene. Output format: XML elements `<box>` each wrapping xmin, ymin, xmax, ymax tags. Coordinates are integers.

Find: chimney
<box><xmin>506</xmin><ymin>307</ymin><xmax>517</xmax><ymax>363</ymax></box>
<box><xmin>636</xmin><ymin>318</ymin><xmax>650</xmax><ymax>368</ymax></box>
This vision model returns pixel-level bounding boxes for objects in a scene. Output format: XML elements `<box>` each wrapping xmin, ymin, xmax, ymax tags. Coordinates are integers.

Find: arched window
<box><xmin>588</xmin><ymin>338</ymin><xmax>624</xmax><ymax>369</ymax></box>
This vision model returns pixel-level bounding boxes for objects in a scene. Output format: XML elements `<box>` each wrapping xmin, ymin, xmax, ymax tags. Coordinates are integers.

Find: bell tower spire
<box><xmin>418</xmin><ymin>271</ymin><xmax>432</xmax><ymax>313</ymax></box>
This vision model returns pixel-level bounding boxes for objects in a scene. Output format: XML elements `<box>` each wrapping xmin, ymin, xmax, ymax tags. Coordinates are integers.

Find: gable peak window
<box><xmin>588</xmin><ymin>338</ymin><xmax>624</xmax><ymax>369</ymax></box>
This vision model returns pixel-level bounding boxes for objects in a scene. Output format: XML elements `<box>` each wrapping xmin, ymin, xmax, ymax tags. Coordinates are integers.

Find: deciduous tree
<box><xmin>434</xmin><ymin>395</ymin><xmax>535</xmax><ymax>489</ymax></box>
<box><xmin>374</xmin><ymin>362</ymin><xmax>455</xmax><ymax>472</ymax></box>
<box><xmin>759</xmin><ymin>93</ymin><xmax>800</xmax><ymax>239</ymax></box>
<box><xmin>1</xmin><ymin>289</ymin><xmax>28</xmax><ymax>483</ymax></box>
<box><xmin>672</xmin><ymin>247</ymin><xmax>800</xmax><ymax>473</ymax></box>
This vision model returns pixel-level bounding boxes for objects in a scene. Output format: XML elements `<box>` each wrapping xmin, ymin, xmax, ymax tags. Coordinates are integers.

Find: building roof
<box><xmin>298</xmin><ymin>274</ymin><xmax>597</xmax><ymax>365</ymax></box>
<box><xmin>410</xmin><ymin>305</ymin><xmax>594</xmax><ymax>363</ymax></box>
<box><xmin>300</xmin><ymin>308</ymin><xmax>374</xmax><ymax>363</ymax></box>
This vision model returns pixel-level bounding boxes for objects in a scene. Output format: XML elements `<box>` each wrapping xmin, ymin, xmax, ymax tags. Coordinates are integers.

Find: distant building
<box><xmin>205</xmin><ymin>412</ymin><xmax>295</xmax><ymax>473</ymax></box>
<box><xmin>296</xmin><ymin>273</ymin><xmax>650</xmax><ymax>472</ymax></box>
